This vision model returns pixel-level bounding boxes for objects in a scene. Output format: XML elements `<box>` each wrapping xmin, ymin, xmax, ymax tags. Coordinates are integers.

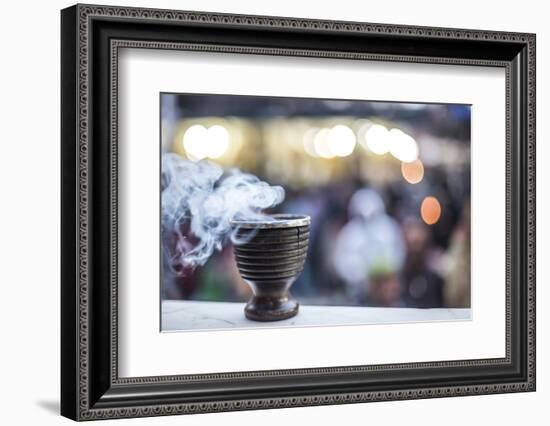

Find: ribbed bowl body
<box><xmin>231</xmin><ymin>214</ymin><xmax>310</xmax><ymax>321</ymax></box>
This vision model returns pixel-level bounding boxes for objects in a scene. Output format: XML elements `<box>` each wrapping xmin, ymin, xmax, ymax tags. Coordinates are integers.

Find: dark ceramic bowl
<box><xmin>230</xmin><ymin>214</ymin><xmax>310</xmax><ymax>321</ymax></box>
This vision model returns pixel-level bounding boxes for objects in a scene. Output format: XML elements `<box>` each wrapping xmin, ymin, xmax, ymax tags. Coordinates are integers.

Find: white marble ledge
<box><xmin>162</xmin><ymin>300</ymin><xmax>471</xmax><ymax>332</ymax></box>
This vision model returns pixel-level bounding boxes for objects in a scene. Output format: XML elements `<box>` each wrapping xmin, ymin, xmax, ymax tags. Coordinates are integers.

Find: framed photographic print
<box><xmin>61</xmin><ymin>3</ymin><xmax>536</xmax><ymax>421</ymax></box>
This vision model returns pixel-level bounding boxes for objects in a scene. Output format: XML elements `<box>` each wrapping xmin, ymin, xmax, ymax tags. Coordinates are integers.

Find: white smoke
<box><xmin>161</xmin><ymin>153</ymin><xmax>285</xmax><ymax>273</ymax></box>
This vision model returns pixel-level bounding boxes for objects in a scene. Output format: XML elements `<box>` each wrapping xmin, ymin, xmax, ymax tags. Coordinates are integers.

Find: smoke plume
<box><xmin>161</xmin><ymin>153</ymin><xmax>285</xmax><ymax>273</ymax></box>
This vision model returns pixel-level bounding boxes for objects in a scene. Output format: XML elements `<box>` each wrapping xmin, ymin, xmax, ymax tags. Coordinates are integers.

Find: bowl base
<box><xmin>244</xmin><ymin>296</ymin><xmax>299</xmax><ymax>321</ymax></box>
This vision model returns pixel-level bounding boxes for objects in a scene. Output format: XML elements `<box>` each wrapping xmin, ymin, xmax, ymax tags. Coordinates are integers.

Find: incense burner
<box><xmin>231</xmin><ymin>214</ymin><xmax>310</xmax><ymax>321</ymax></box>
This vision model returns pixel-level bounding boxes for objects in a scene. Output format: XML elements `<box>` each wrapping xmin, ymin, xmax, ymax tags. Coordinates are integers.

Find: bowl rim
<box><xmin>230</xmin><ymin>214</ymin><xmax>310</xmax><ymax>229</ymax></box>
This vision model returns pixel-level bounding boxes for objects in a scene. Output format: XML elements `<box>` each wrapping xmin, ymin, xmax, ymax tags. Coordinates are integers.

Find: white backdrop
<box><xmin>119</xmin><ymin>50</ymin><xmax>505</xmax><ymax>376</ymax></box>
<box><xmin>0</xmin><ymin>0</ymin><xmax>546</xmax><ymax>425</ymax></box>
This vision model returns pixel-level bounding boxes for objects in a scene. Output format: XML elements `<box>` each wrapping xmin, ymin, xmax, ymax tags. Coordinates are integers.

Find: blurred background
<box><xmin>161</xmin><ymin>93</ymin><xmax>471</xmax><ymax>309</ymax></box>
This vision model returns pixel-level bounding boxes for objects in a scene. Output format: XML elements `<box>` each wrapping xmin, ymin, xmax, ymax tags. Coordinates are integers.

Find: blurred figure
<box><xmin>195</xmin><ymin>246</ymin><xmax>250</xmax><ymax>302</ymax></box>
<box><xmin>401</xmin><ymin>217</ymin><xmax>444</xmax><ymax>308</ymax></box>
<box><xmin>367</xmin><ymin>269</ymin><xmax>403</xmax><ymax>307</ymax></box>
<box><xmin>161</xmin><ymin>222</ymin><xmax>198</xmax><ymax>300</ymax></box>
<box><xmin>332</xmin><ymin>188</ymin><xmax>406</xmax><ymax>306</ymax></box>
<box><xmin>442</xmin><ymin>201</ymin><xmax>471</xmax><ymax>308</ymax></box>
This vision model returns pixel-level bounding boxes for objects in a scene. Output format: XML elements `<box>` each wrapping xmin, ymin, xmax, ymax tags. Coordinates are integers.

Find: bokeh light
<box><xmin>327</xmin><ymin>124</ymin><xmax>356</xmax><ymax>157</ymax></box>
<box><xmin>401</xmin><ymin>159</ymin><xmax>424</xmax><ymax>184</ymax></box>
<box><xmin>388</xmin><ymin>128</ymin><xmax>419</xmax><ymax>163</ymax></box>
<box><xmin>303</xmin><ymin>127</ymin><xmax>319</xmax><ymax>157</ymax></box>
<box><xmin>420</xmin><ymin>196</ymin><xmax>442</xmax><ymax>225</ymax></box>
<box><xmin>205</xmin><ymin>125</ymin><xmax>230</xmax><ymax>159</ymax></box>
<box><xmin>183</xmin><ymin>124</ymin><xmax>208</xmax><ymax>161</ymax></box>
<box><xmin>313</xmin><ymin>128</ymin><xmax>334</xmax><ymax>159</ymax></box>
<box><xmin>364</xmin><ymin>124</ymin><xmax>390</xmax><ymax>155</ymax></box>
<box><xmin>183</xmin><ymin>124</ymin><xmax>231</xmax><ymax>161</ymax></box>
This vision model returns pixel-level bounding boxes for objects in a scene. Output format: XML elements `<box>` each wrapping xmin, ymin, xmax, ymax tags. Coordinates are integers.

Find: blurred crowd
<box><xmin>163</xmin><ymin>180</ymin><xmax>470</xmax><ymax>309</ymax></box>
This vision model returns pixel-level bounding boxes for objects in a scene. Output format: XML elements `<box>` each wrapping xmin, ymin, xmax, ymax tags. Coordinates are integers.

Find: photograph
<box><xmin>160</xmin><ymin>93</ymin><xmax>473</xmax><ymax>331</ymax></box>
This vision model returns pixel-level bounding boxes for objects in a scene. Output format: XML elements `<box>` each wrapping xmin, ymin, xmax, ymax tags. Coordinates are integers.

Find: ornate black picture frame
<box><xmin>61</xmin><ymin>3</ymin><xmax>536</xmax><ymax>421</ymax></box>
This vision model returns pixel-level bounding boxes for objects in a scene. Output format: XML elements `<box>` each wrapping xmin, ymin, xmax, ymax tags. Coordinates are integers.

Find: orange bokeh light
<box><xmin>401</xmin><ymin>159</ymin><xmax>424</xmax><ymax>184</ymax></box>
<box><xmin>420</xmin><ymin>196</ymin><xmax>441</xmax><ymax>225</ymax></box>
